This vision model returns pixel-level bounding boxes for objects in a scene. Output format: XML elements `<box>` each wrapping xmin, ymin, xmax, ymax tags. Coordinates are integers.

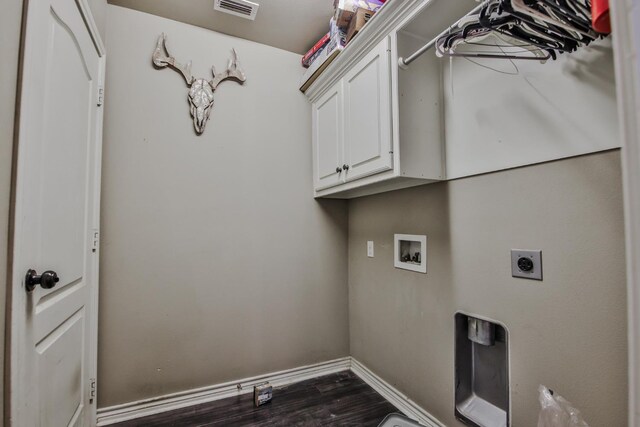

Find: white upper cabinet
<box><xmin>307</xmin><ymin>29</ymin><xmax>444</xmax><ymax>199</ymax></box>
<box><xmin>343</xmin><ymin>38</ymin><xmax>393</xmax><ymax>182</ymax></box>
<box><xmin>312</xmin><ymin>39</ymin><xmax>394</xmax><ymax>193</ymax></box>
<box><xmin>313</xmin><ymin>82</ymin><xmax>344</xmax><ymax>190</ymax></box>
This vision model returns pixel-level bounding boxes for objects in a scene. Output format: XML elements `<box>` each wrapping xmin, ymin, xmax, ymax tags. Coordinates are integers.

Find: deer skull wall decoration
<box><xmin>152</xmin><ymin>33</ymin><xmax>246</xmax><ymax>134</ymax></box>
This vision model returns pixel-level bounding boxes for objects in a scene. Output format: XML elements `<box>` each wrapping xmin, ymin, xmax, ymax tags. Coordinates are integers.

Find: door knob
<box><xmin>25</xmin><ymin>269</ymin><xmax>59</xmax><ymax>292</ymax></box>
<box><xmin>343</xmin><ymin>164</ymin><xmax>349</xmax><ymax>170</ymax></box>
<box><xmin>336</xmin><ymin>167</ymin><xmax>342</xmax><ymax>173</ymax></box>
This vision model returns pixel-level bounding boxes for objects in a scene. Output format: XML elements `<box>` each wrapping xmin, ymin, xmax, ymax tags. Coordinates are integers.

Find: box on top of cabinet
<box><xmin>334</xmin><ymin>0</ymin><xmax>385</xmax><ymax>28</ymax></box>
<box><xmin>300</xmin><ymin>29</ymin><xmax>346</xmax><ymax>92</ymax></box>
<box><xmin>346</xmin><ymin>8</ymin><xmax>375</xmax><ymax>43</ymax></box>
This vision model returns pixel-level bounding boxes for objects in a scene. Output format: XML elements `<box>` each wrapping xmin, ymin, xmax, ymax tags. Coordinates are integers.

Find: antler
<box><xmin>210</xmin><ymin>49</ymin><xmax>247</xmax><ymax>90</ymax></box>
<box><xmin>152</xmin><ymin>33</ymin><xmax>195</xmax><ymax>86</ymax></box>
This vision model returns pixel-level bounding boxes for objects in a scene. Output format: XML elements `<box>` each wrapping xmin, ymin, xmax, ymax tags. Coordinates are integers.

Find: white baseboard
<box><xmin>350</xmin><ymin>358</ymin><xmax>445</xmax><ymax>427</ymax></box>
<box><xmin>96</xmin><ymin>357</ymin><xmax>351</xmax><ymax>426</ymax></box>
<box><xmin>97</xmin><ymin>356</ymin><xmax>442</xmax><ymax>427</ymax></box>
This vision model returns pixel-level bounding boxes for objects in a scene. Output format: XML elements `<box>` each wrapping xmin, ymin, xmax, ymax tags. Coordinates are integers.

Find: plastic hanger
<box><xmin>511</xmin><ymin>0</ymin><xmax>597</xmax><ymax>40</ymax></box>
<box><xmin>436</xmin><ymin>26</ymin><xmax>552</xmax><ymax>62</ymax></box>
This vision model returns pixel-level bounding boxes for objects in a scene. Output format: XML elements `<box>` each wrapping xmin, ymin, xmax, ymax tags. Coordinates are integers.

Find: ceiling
<box><xmin>107</xmin><ymin>0</ymin><xmax>334</xmax><ymax>54</ymax></box>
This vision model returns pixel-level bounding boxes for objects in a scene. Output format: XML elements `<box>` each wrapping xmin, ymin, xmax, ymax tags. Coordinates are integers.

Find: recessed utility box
<box><xmin>394</xmin><ymin>234</ymin><xmax>427</xmax><ymax>273</ymax></box>
<box><xmin>455</xmin><ymin>313</ymin><xmax>510</xmax><ymax>427</ymax></box>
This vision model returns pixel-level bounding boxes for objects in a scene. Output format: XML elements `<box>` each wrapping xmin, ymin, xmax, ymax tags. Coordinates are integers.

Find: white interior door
<box><xmin>343</xmin><ymin>37</ymin><xmax>393</xmax><ymax>182</ymax></box>
<box><xmin>313</xmin><ymin>81</ymin><xmax>344</xmax><ymax>190</ymax></box>
<box><xmin>9</xmin><ymin>0</ymin><xmax>104</xmax><ymax>425</ymax></box>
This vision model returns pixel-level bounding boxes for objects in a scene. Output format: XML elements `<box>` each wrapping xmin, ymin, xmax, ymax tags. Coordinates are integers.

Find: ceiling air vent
<box><xmin>214</xmin><ymin>0</ymin><xmax>259</xmax><ymax>20</ymax></box>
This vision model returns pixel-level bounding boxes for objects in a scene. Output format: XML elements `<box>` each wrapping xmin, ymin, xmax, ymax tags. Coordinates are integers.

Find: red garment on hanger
<box><xmin>592</xmin><ymin>0</ymin><xmax>611</xmax><ymax>34</ymax></box>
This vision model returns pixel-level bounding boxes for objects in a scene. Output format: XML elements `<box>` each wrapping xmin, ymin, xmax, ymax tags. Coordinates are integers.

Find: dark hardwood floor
<box><xmin>113</xmin><ymin>371</ymin><xmax>400</xmax><ymax>426</ymax></box>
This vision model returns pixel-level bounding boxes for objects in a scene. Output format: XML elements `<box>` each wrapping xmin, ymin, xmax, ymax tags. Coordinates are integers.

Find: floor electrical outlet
<box><xmin>254</xmin><ymin>382</ymin><xmax>273</xmax><ymax>407</ymax></box>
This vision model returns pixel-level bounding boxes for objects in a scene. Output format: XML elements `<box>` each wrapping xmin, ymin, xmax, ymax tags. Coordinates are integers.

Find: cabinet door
<box><xmin>312</xmin><ymin>81</ymin><xmax>344</xmax><ymax>190</ymax></box>
<box><xmin>343</xmin><ymin>37</ymin><xmax>393</xmax><ymax>181</ymax></box>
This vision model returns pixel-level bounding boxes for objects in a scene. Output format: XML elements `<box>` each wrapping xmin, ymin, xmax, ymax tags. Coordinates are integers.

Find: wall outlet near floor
<box><xmin>511</xmin><ymin>249</ymin><xmax>542</xmax><ymax>280</ymax></box>
<box><xmin>254</xmin><ymin>382</ymin><xmax>273</xmax><ymax>407</ymax></box>
<box><xmin>367</xmin><ymin>241</ymin><xmax>374</xmax><ymax>257</ymax></box>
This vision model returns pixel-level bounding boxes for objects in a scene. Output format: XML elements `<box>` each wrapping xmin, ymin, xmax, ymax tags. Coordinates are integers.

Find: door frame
<box><xmin>610</xmin><ymin>0</ymin><xmax>640</xmax><ymax>425</ymax></box>
<box><xmin>5</xmin><ymin>0</ymin><xmax>105</xmax><ymax>424</ymax></box>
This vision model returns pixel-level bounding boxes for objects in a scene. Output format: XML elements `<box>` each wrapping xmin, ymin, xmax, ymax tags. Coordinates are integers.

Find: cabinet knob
<box><xmin>336</xmin><ymin>167</ymin><xmax>342</xmax><ymax>173</ymax></box>
<box><xmin>343</xmin><ymin>164</ymin><xmax>350</xmax><ymax>171</ymax></box>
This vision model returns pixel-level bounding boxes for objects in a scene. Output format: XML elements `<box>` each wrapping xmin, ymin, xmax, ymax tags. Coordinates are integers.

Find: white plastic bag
<box><xmin>537</xmin><ymin>385</ymin><xmax>589</xmax><ymax>427</ymax></box>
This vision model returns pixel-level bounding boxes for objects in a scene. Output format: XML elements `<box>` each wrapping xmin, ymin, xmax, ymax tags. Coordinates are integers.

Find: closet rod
<box><xmin>398</xmin><ymin>1</ymin><xmax>487</xmax><ymax>69</ymax></box>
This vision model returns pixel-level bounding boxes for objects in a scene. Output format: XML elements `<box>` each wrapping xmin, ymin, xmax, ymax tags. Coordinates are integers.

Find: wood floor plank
<box><xmin>112</xmin><ymin>371</ymin><xmax>399</xmax><ymax>426</ymax></box>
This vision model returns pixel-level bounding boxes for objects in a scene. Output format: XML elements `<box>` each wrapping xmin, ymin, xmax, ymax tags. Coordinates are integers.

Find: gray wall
<box><xmin>0</xmin><ymin>0</ymin><xmax>24</xmax><ymax>422</ymax></box>
<box><xmin>348</xmin><ymin>150</ymin><xmax>627</xmax><ymax>426</ymax></box>
<box><xmin>98</xmin><ymin>5</ymin><xmax>349</xmax><ymax>408</ymax></box>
